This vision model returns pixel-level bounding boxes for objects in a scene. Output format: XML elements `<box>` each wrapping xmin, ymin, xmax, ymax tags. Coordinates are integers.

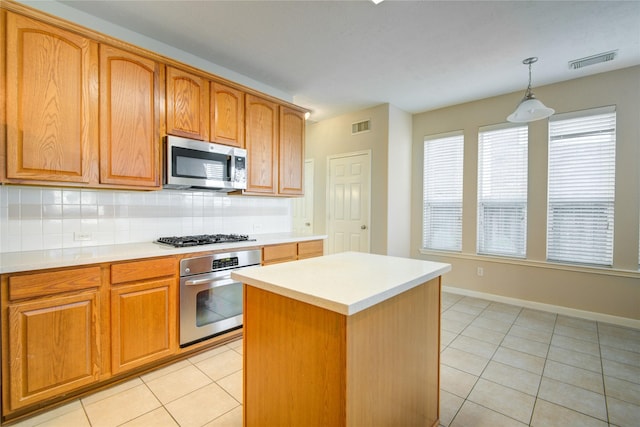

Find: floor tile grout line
<box><xmin>597</xmin><ymin>320</ymin><xmax>613</xmax><ymax>425</ymax></box>
<box><xmin>445</xmin><ymin>297</ymin><xmax>624</xmax><ymax>427</ymax></box>
<box><xmin>441</xmin><ymin>296</ymin><xmax>483</xmax><ymax>425</ymax></box>
<box><xmin>131</xmin><ymin>368</ymin><xmax>242</xmax><ymax>427</ymax></box>
<box><xmin>527</xmin><ymin>307</ymin><xmax>558</xmax><ymax>426</ymax></box>
<box><xmin>447</xmin><ymin>299</ymin><xmax>524</xmax><ymax>425</ymax></box>
<box><xmin>445</xmin><ymin>293</ymin><xmax>640</xmax><ymax>427</ymax></box>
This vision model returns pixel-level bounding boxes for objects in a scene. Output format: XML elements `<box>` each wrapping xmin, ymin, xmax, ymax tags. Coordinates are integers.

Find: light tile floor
<box><xmin>6</xmin><ymin>292</ymin><xmax>640</xmax><ymax>427</ymax></box>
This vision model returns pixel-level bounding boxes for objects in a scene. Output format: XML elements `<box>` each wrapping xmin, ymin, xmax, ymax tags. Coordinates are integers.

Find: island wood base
<box><xmin>243</xmin><ymin>277</ymin><xmax>441</xmax><ymax>427</ymax></box>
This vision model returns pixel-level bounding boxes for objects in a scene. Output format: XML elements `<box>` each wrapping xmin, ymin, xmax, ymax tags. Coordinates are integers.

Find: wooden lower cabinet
<box><xmin>297</xmin><ymin>240</ymin><xmax>324</xmax><ymax>259</ymax></box>
<box><xmin>262</xmin><ymin>242</ymin><xmax>298</xmax><ymax>265</ymax></box>
<box><xmin>110</xmin><ymin>258</ymin><xmax>177</xmax><ymax>375</ymax></box>
<box><xmin>244</xmin><ymin>277</ymin><xmax>441</xmax><ymax>426</ymax></box>
<box><xmin>263</xmin><ymin>240</ymin><xmax>324</xmax><ymax>265</ymax></box>
<box><xmin>6</xmin><ymin>290</ymin><xmax>101</xmax><ymax>411</ymax></box>
<box><xmin>0</xmin><ymin>241</ymin><xmax>319</xmax><ymax>420</ymax></box>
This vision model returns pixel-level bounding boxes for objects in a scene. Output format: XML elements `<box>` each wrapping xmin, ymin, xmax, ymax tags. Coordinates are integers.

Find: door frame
<box><xmin>292</xmin><ymin>158</ymin><xmax>314</xmax><ymax>235</ymax></box>
<box><xmin>326</xmin><ymin>150</ymin><xmax>372</xmax><ymax>254</ymax></box>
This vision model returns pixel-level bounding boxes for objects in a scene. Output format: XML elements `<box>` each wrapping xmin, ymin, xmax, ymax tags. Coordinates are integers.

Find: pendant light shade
<box><xmin>507</xmin><ymin>57</ymin><xmax>554</xmax><ymax>123</ymax></box>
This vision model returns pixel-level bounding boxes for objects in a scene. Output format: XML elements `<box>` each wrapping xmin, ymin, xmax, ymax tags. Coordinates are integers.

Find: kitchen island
<box><xmin>231</xmin><ymin>251</ymin><xmax>451</xmax><ymax>427</ymax></box>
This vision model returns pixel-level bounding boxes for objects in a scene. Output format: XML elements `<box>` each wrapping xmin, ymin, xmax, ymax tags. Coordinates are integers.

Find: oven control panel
<box><xmin>180</xmin><ymin>249</ymin><xmax>262</xmax><ymax>277</ymax></box>
<box><xmin>212</xmin><ymin>257</ymin><xmax>239</xmax><ymax>270</ymax></box>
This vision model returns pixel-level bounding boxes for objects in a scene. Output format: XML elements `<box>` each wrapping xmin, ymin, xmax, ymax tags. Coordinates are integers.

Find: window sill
<box><xmin>418</xmin><ymin>249</ymin><xmax>640</xmax><ymax>279</ymax></box>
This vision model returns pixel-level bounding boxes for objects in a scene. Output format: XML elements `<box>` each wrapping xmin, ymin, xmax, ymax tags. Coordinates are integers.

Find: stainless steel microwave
<box><xmin>164</xmin><ymin>135</ymin><xmax>247</xmax><ymax>192</ymax></box>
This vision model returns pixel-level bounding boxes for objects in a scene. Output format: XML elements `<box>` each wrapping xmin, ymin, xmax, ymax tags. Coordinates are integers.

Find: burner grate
<box><xmin>156</xmin><ymin>234</ymin><xmax>254</xmax><ymax>248</ymax></box>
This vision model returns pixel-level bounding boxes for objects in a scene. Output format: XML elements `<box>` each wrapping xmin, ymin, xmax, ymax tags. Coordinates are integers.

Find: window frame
<box><xmin>477</xmin><ymin>123</ymin><xmax>528</xmax><ymax>258</ymax></box>
<box><xmin>422</xmin><ymin>131</ymin><xmax>464</xmax><ymax>252</ymax></box>
<box><xmin>546</xmin><ymin>106</ymin><xmax>616</xmax><ymax>267</ymax></box>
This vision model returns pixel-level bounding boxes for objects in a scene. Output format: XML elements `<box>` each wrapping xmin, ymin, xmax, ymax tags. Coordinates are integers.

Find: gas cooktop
<box><xmin>156</xmin><ymin>234</ymin><xmax>255</xmax><ymax>248</ymax></box>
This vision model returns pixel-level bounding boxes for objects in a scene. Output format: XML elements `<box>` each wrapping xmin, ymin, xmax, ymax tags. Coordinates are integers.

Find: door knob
<box><xmin>361</xmin><ymin>225</ymin><xmax>367</xmax><ymax>230</ymax></box>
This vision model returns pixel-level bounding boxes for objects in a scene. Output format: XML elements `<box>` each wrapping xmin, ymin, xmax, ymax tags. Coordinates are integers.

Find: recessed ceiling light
<box><xmin>371</xmin><ymin>0</ymin><xmax>385</xmax><ymax>4</ymax></box>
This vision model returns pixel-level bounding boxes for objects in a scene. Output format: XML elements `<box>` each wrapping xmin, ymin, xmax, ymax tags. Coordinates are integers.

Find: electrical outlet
<box><xmin>253</xmin><ymin>224</ymin><xmax>262</xmax><ymax>232</ymax></box>
<box><xmin>477</xmin><ymin>267</ymin><xmax>484</xmax><ymax>277</ymax></box>
<box><xmin>74</xmin><ymin>232</ymin><xmax>92</xmax><ymax>241</ymax></box>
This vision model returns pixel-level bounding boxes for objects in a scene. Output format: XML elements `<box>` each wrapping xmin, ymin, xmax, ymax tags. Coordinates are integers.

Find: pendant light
<box><xmin>507</xmin><ymin>57</ymin><xmax>554</xmax><ymax>123</ymax></box>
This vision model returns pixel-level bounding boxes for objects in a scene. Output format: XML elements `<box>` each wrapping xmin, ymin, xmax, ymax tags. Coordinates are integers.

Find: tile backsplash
<box><xmin>0</xmin><ymin>185</ymin><xmax>292</xmax><ymax>253</ymax></box>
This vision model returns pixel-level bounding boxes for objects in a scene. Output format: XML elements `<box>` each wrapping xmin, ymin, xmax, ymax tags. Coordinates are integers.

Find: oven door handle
<box><xmin>184</xmin><ymin>277</ymin><xmax>236</xmax><ymax>287</ymax></box>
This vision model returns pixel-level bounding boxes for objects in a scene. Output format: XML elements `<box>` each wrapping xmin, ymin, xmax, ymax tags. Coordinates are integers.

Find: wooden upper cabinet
<box><xmin>99</xmin><ymin>44</ymin><xmax>162</xmax><ymax>188</ymax></box>
<box><xmin>210</xmin><ymin>82</ymin><xmax>244</xmax><ymax>148</ymax></box>
<box><xmin>245</xmin><ymin>94</ymin><xmax>278</xmax><ymax>194</ymax></box>
<box><xmin>279</xmin><ymin>106</ymin><xmax>305</xmax><ymax>195</ymax></box>
<box><xmin>5</xmin><ymin>12</ymin><xmax>98</xmax><ymax>183</ymax></box>
<box><xmin>166</xmin><ymin>67</ymin><xmax>209</xmax><ymax>140</ymax></box>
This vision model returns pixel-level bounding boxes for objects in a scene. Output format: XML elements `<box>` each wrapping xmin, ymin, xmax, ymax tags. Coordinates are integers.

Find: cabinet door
<box><xmin>111</xmin><ymin>278</ymin><xmax>177</xmax><ymax>374</ymax></box>
<box><xmin>7</xmin><ymin>291</ymin><xmax>101</xmax><ymax>410</ymax></box>
<box><xmin>99</xmin><ymin>44</ymin><xmax>162</xmax><ymax>188</ymax></box>
<box><xmin>5</xmin><ymin>13</ymin><xmax>98</xmax><ymax>183</ymax></box>
<box><xmin>245</xmin><ymin>94</ymin><xmax>278</xmax><ymax>194</ymax></box>
<box><xmin>166</xmin><ymin>66</ymin><xmax>209</xmax><ymax>140</ymax></box>
<box><xmin>211</xmin><ymin>82</ymin><xmax>244</xmax><ymax>147</ymax></box>
<box><xmin>279</xmin><ymin>107</ymin><xmax>305</xmax><ymax>195</ymax></box>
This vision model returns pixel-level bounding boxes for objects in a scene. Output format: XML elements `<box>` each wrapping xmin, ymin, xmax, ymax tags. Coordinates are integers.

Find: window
<box><xmin>547</xmin><ymin>107</ymin><xmax>616</xmax><ymax>266</ymax></box>
<box><xmin>423</xmin><ymin>133</ymin><xmax>464</xmax><ymax>251</ymax></box>
<box><xmin>477</xmin><ymin>125</ymin><xmax>528</xmax><ymax>257</ymax></box>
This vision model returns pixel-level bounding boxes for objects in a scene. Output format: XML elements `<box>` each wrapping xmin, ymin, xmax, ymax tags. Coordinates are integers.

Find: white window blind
<box><xmin>423</xmin><ymin>133</ymin><xmax>464</xmax><ymax>251</ymax></box>
<box><xmin>547</xmin><ymin>107</ymin><xmax>616</xmax><ymax>266</ymax></box>
<box><xmin>477</xmin><ymin>125</ymin><xmax>528</xmax><ymax>257</ymax></box>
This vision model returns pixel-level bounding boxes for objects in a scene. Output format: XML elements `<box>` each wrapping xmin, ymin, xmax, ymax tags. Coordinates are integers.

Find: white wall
<box><xmin>306</xmin><ymin>104</ymin><xmax>390</xmax><ymax>254</ymax></box>
<box><xmin>306</xmin><ymin>104</ymin><xmax>413</xmax><ymax>256</ymax></box>
<box><xmin>387</xmin><ymin>105</ymin><xmax>412</xmax><ymax>257</ymax></box>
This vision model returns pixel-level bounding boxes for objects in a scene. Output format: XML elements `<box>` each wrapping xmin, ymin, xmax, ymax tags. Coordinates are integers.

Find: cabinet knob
<box><xmin>361</xmin><ymin>225</ymin><xmax>367</xmax><ymax>230</ymax></box>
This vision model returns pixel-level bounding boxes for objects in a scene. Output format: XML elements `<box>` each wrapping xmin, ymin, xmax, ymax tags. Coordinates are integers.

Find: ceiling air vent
<box><xmin>568</xmin><ymin>50</ymin><xmax>617</xmax><ymax>70</ymax></box>
<box><xmin>352</xmin><ymin>119</ymin><xmax>371</xmax><ymax>135</ymax></box>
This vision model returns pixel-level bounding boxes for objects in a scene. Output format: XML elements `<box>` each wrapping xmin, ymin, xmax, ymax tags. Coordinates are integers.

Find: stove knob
<box><xmin>185</xmin><ymin>267</ymin><xmax>191</xmax><ymax>274</ymax></box>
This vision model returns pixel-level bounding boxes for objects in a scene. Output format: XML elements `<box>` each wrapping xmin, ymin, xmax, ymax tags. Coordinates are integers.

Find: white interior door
<box><xmin>292</xmin><ymin>159</ymin><xmax>314</xmax><ymax>235</ymax></box>
<box><xmin>327</xmin><ymin>151</ymin><xmax>371</xmax><ymax>254</ymax></box>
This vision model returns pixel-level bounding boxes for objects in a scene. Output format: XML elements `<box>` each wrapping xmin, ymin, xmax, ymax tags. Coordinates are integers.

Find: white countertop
<box><xmin>0</xmin><ymin>233</ymin><xmax>326</xmax><ymax>274</ymax></box>
<box><xmin>231</xmin><ymin>251</ymin><xmax>451</xmax><ymax>315</ymax></box>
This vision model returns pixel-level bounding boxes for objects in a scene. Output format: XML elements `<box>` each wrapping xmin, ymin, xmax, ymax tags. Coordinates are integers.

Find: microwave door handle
<box><xmin>184</xmin><ymin>277</ymin><xmax>237</xmax><ymax>287</ymax></box>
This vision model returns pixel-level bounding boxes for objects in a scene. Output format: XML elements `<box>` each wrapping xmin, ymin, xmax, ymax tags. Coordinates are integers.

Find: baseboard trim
<box><xmin>442</xmin><ymin>285</ymin><xmax>640</xmax><ymax>330</ymax></box>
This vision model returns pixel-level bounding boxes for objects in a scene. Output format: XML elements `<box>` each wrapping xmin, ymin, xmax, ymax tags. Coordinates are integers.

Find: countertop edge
<box><xmin>232</xmin><ymin>255</ymin><xmax>451</xmax><ymax>315</ymax></box>
<box><xmin>0</xmin><ymin>233</ymin><xmax>327</xmax><ymax>274</ymax></box>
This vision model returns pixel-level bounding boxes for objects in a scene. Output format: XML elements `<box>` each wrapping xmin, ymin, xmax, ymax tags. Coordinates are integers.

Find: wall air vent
<box><xmin>352</xmin><ymin>119</ymin><xmax>371</xmax><ymax>135</ymax></box>
<box><xmin>568</xmin><ymin>50</ymin><xmax>617</xmax><ymax>70</ymax></box>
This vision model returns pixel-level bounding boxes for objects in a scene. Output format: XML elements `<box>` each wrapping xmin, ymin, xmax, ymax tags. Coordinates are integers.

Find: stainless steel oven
<box><xmin>179</xmin><ymin>249</ymin><xmax>261</xmax><ymax>347</ymax></box>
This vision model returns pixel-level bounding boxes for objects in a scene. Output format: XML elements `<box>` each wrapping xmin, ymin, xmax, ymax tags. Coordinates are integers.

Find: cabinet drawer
<box><xmin>297</xmin><ymin>240</ymin><xmax>323</xmax><ymax>258</ymax></box>
<box><xmin>263</xmin><ymin>243</ymin><xmax>297</xmax><ymax>264</ymax></box>
<box><xmin>111</xmin><ymin>257</ymin><xmax>177</xmax><ymax>284</ymax></box>
<box><xmin>8</xmin><ymin>267</ymin><xmax>101</xmax><ymax>301</ymax></box>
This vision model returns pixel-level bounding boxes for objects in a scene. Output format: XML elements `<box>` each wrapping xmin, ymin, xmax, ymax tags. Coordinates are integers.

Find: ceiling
<box><xmin>57</xmin><ymin>0</ymin><xmax>640</xmax><ymax>122</ymax></box>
